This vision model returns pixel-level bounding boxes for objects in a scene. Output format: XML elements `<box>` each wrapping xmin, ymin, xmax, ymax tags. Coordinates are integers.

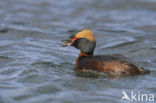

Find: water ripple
<box><xmin>0</xmin><ymin>0</ymin><xmax>156</xmax><ymax>103</ymax></box>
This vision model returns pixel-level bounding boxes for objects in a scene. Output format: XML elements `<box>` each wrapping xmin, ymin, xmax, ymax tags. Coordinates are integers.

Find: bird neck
<box><xmin>78</xmin><ymin>52</ymin><xmax>93</xmax><ymax>57</ymax></box>
<box><xmin>75</xmin><ymin>52</ymin><xmax>93</xmax><ymax>69</ymax></box>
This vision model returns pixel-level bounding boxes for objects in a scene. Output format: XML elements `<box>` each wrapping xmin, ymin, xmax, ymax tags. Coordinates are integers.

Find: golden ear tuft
<box><xmin>75</xmin><ymin>29</ymin><xmax>95</xmax><ymax>42</ymax></box>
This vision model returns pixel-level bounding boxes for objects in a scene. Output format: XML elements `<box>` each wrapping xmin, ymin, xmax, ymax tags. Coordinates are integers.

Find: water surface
<box><xmin>0</xmin><ymin>0</ymin><xmax>156</xmax><ymax>103</ymax></box>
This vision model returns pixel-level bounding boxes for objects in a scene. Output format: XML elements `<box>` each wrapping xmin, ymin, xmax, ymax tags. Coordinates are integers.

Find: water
<box><xmin>0</xmin><ymin>0</ymin><xmax>156</xmax><ymax>103</ymax></box>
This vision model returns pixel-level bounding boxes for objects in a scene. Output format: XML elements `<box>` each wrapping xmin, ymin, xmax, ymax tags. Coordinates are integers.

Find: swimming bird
<box><xmin>61</xmin><ymin>29</ymin><xmax>149</xmax><ymax>76</ymax></box>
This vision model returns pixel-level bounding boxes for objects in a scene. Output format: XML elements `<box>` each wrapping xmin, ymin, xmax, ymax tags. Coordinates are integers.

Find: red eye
<box><xmin>73</xmin><ymin>37</ymin><xmax>78</xmax><ymax>40</ymax></box>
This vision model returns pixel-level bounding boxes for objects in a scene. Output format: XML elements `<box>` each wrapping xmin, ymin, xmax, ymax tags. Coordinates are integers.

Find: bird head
<box><xmin>61</xmin><ymin>29</ymin><xmax>96</xmax><ymax>54</ymax></box>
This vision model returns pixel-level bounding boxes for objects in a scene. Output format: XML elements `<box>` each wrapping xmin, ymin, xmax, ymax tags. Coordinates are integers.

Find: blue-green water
<box><xmin>0</xmin><ymin>0</ymin><xmax>156</xmax><ymax>103</ymax></box>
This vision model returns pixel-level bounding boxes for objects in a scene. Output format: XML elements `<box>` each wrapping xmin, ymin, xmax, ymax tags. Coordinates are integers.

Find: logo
<box><xmin>121</xmin><ymin>90</ymin><xmax>155</xmax><ymax>102</ymax></box>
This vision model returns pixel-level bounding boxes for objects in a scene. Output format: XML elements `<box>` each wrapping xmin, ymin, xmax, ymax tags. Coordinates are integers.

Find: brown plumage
<box><xmin>61</xmin><ymin>29</ymin><xmax>149</xmax><ymax>76</ymax></box>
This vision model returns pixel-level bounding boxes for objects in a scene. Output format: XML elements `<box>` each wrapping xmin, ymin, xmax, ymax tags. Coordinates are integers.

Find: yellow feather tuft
<box><xmin>75</xmin><ymin>29</ymin><xmax>95</xmax><ymax>42</ymax></box>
